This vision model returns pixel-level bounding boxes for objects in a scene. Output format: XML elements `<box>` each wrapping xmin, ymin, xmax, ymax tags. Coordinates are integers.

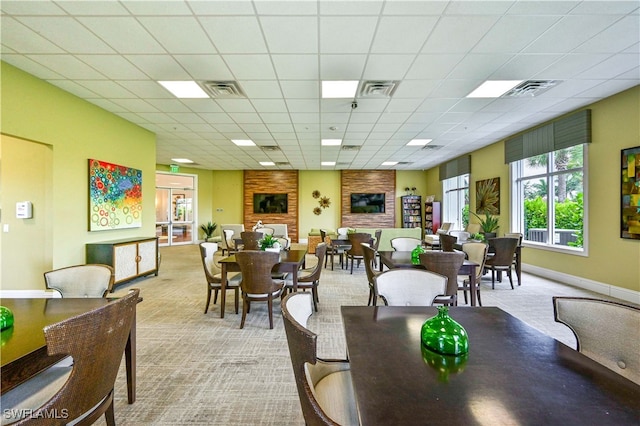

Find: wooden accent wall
<box><xmin>341</xmin><ymin>170</ymin><xmax>395</xmax><ymax>228</ymax></box>
<box><xmin>244</xmin><ymin>170</ymin><xmax>299</xmax><ymax>243</ymax></box>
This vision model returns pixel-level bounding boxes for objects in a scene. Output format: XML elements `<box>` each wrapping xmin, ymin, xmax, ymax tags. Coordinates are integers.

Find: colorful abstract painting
<box><xmin>476</xmin><ymin>177</ymin><xmax>500</xmax><ymax>215</ymax></box>
<box><xmin>89</xmin><ymin>159</ymin><xmax>142</xmax><ymax>231</ymax></box>
<box><xmin>621</xmin><ymin>146</ymin><xmax>640</xmax><ymax>239</ymax></box>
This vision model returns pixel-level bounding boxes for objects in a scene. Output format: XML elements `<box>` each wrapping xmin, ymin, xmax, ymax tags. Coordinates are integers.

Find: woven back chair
<box><xmin>439</xmin><ymin>233</ymin><xmax>458</xmax><ymax>252</ymax></box>
<box><xmin>553</xmin><ymin>297</ymin><xmax>640</xmax><ymax>385</ymax></box>
<box><xmin>419</xmin><ymin>251</ymin><xmax>465</xmax><ymax>305</ymax></box>
<box><xmin>285</xmin><ymin>243</ymin><xmax>327</xmax><ymax>311</ymax></box>
<box><xmin>282</xmin><ymin>293</ymin><xmax>359</xmax><ymax>426</ymax></box>
<box><xmin>459</xmin><ymin>242</ymin><xmax>489</xmax><ymax>306</ymax></box>
<box><xmin>235</xmin><ymin>250</ymin><xmax>284</xmax><ymax>329</ymax></box>
<box><xmin>199</xmin><ymin>242</ymin><xmax>241</xmax><ymax>314</ymax></box>
<box><xmin>346</xmin><ymin>233</ymin><xmax>371</xmax><ymax>274</ymax></box>
<box><xmin>1</xmin><ymin>289</ymin><xmax>139</xmax><ymax>426</ymax></box>
<box><xmin>44</xmin><ymin>264</ymin><xmax>114</xmax><ymax>298</ymax></box>
<box><xmin>241</xmin><ymin>231</ymin><xmax>263</xmax><ymax>250</ymax></box>
<box><xmin>362</xmin><ymin>243</ymin><xmax>381</xmax><ymax>306</ymax></box>
<box><xmin>375</xmin><ymin>269</ymin><xmax>447</xmax><ymax>306</ymax></box>
<box><xmin>485</xmin><ymin>237</ymin><xmax>519</xmax><ymax>289</ymax></box>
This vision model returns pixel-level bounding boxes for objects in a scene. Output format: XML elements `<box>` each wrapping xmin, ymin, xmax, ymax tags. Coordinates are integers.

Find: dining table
<box><xmin>1</xmin><ymin>297</ymin><xmax>139</xmax><ymax>404</ymax></box>
<box><xmin>377</xmin><ymin>250</ymin><xmax>479</xmax><ymax>306</ymax></box>
<box><xmin>341</xmin><ymin>305</ymin><xmax>640</xmax><ymax>425</ymax></box>
<box><xmin>218</xmin><ymin>249</ymin><xmax>307</xmax><ymax>318</ymax></box>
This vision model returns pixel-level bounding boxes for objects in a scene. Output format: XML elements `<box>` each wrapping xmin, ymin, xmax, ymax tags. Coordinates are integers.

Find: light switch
<box><xmin>3</xmin><ymin>224</ymin><xmax>9</xmax><ymax>232</ymax></box>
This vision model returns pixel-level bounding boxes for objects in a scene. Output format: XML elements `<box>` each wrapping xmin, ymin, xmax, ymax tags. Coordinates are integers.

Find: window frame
<box><xmin>442</xmin><ymin>173</ymin><xmax>469</xmax><ymax>231</ymax></box>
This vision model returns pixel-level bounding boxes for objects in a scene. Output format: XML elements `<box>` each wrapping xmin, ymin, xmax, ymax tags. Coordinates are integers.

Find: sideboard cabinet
<box><xmin>86</xmin><ymin>237</ymin><xmax>158</xmax><ymax>286</ymax></box>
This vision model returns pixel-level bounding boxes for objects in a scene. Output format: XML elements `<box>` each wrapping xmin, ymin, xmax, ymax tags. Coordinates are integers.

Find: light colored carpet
<box><xmin>99</xmin><ymin>244</ymin><xmax>612</xmax><ymax>425</ymax></box>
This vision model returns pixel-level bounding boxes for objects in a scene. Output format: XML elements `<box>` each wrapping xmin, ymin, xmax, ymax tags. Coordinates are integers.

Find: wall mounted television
<box><xmin>351</xmin><ymin>193</ymin><xmax>385</xmax><ymax>213</ymax></box>
<box><xmin>253</xmin><ymin>193</ymin><xmax>288</xmax><ymax>214</ymax></box>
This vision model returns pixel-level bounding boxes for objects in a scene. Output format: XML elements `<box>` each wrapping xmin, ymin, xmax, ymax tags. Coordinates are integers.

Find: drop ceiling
<box><xmin>1</xmin><ymin>0</ymin><xmax>638</xmax><ymax>171</ymax></box>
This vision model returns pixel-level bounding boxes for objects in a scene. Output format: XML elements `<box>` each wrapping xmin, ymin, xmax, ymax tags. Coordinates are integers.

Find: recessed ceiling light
<box><xmin>382</xmin><ymin>161</ymin><xmax>398</xmax><ymax>166</ymax></box>
<box><xmin>321</xmin><ymin>161</ymin><xmax>336</xmax><ymax>166</ymax></box>
<box><xmin>407</xmin><ymin>139</ymin><xmax>432</xmax><ymax>146</ymax></box>
<box><xmin>232</xmin><ymin>139</ymin><xmax>256</xmax><ymax>146</ymax></box>
<box><xmin>259</xmin><ymin>161</ymin><xmax>275</xmax><ymax>166</ymax></box>
<box><xmin>321</xmin><ymin>139</ymin><xmax>342</xmax><ymax>146</ymax></box>
<box><xmin>170</xmin><ymin>158</ymin><xmax>194</xmax><ymax>163</ymax></box>
<box><xmin>467</xmin><ymin>80</ymin><xmax>523</xmax><ymax>98</ymax></box>
<box><xmin>158</xmin><ymin>81</ymin><xmax>209</xmax><ymax>98</ymax></box>
<box><xmin>322</xmin><ymin>81</ymin><xmax>359</xmax><ymax>98</ymax></box>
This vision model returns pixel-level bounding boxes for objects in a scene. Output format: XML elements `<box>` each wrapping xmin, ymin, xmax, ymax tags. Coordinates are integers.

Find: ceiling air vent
<box><xmin>275</xmin><ymin>162</ymin><xmax>290</xmax><ymax>167</ymax></box>
<box><xmin>422</xmin><ymin>145</ymin><xmax>442</xmax><ymax>150</ymax></box>
<box><xmin>397</xmin><ymin>162</ymin><xmax>413</xmax><ymax>165</ymax></box>
<box><xmin>358</xmin><ymin>81</ymin><xmax>400</xmax><ymax>98</ymax></box>
<box><xmin>503</xmin><ymin>80</ymin><xmax>560</xmax><ymax>98</ymax></box>
<box><xmin>260</xmin><ymin>145</ymin><xmax>281</xmax><ymax>152</ymax></box>
<box><xmin>200</xmin><ymin>81</ymin><xmax>246</xmax><ymax>98</ymax></box>
<box><xmin>341</xmin><ymin>145</ymin><xmax>361</xmax><ymax>151</ymax></box>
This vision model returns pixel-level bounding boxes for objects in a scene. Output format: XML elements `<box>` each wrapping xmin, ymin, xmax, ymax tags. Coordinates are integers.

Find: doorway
<box><xmin>155</xmin><ymin>173</ymin><xmax>196</xmax><ymax>246</ymax></box>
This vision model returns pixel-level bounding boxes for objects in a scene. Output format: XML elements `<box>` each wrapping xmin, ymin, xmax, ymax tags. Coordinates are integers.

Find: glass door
<box><xmin>155</xmin><ymin>174</ymin><xmax>196</xmax><ymax>246</ymax></box>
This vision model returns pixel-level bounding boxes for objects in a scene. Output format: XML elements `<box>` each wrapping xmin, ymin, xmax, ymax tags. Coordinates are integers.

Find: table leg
<box><xmin>220</xmin><ymin>264</ymin><xmax>227</xmax><ymax>318</ymax></box>
<box><xmin>125</xmin><ymin>309</ymin><xmax>136</xmax><ymax>404</ymax></box>
<box><xmin>516</xmin><ymin>249</ymin><xmax>522</xmax><ymax>285</ymax></box>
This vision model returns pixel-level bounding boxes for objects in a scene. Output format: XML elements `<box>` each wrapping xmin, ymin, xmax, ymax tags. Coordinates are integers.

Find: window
<box><xmin>511</xmin><ymin>145</ymin><xmax>586</xmax><ymax>252</ymax></box>
<box><xmin>443</xmin><ymin>174</ymin><xmax>469</xmax><ymax>230</ymax></box>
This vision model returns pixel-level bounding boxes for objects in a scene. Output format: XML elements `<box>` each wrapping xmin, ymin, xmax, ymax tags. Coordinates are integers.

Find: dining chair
<box><xmin>320</xmin><ymin>229</ymin><xmax>344</xmax><ymax>270</ymax></box>
<box><xmin>44</xmin><ymin>264</ymin><xmax>114</xmax><ymax>298</ymax></box>
<box><xmin>439</xmin><ymin>233</ymin><xmax>458</xmax><ymax>252</ymax></box>
<box><xmin>505</xmin><ymin>232</ymin><xmax>523</xmax><ymax>285</ymax></box>
<box><xmin>553</xmin><ymin>297</ymin><xmax>640</xmax><ymax>385</ymax></box>
<box><xmin>458</xmin><ymin>242</ymin><xmax>489</xmax><ymax>306</ymax></box>
<box><xmin>256</xmin><ymin>227</ymin><xmax>275</xmax><ymax>236</ymax></box>
<box><xmin>199</xmin><ymin>242</ymin><xmax>241</xmax><ymax>315</ymax></box>
<box><xmin>235</xmin><ymin>250</ymin><xmax>285</xmax><ymax>329</ymax></box>
<box><xmin>371</xmin><ymin>229</ymin><xmax>382</xmax><ymax>267</ymax></box>
<box><xmin>418</xmin><ymin>251</ymin><xmax>465</xmax><ymax>306</ymax></box>
<box><xmin>485</xmin><ymin>237</ymin><xmax>519</xmax><ymax>289</ymax></box>
<box><xmin>390</xmin><ymin>237</ymin><xmax>422</xmax><ymax>252</ymax></box>
<box><xmin>375</xmin><ymin>269</ymin><xmax>447</xmax><ymax>306</ymax></box>
<box><xmin>220</xmin><ymin>224</ymin><xmax>245</xmax><ymax>255</ymax></box>
<box><xmin>281</xmin><ymin>292</ymin><xmax>359</xmax><ymax>426</ymax></box>
<box><xmin>345</xmin><ymin>233</ymin><xmax>371</xmax><ymax>274</ymax></box>
<box><xmin>362</xmin><ymin>243</ymin><xmax>381</xmax><ymax>306</ymax></box>
<box><xmin>284</xmin><ymin>243</ymin><xmax>327</xmax><ymax>311</ymax></box>
<box><xmin>240</xmin><ymin>231</ymin><xmax>263</xmax><ymax>251</ymax></box>
<box><xmin>1</xmin><ymin>289</ymin><xmax>139</xmax><ymax>426</ymax></box>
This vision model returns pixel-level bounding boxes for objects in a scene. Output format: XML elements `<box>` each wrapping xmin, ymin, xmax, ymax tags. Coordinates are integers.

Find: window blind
<box><xmin>439</xmin><ymin>155</ymin><xmax>471</xmax><ymax>181</ymax></box>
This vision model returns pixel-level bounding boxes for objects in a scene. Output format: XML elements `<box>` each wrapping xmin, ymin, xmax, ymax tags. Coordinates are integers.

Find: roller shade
<box><xmin>505</xmin><ymin>109</ymin><xmax>591</xmax><ymax>163</ymax></box>
<box><xmin>439</xmin><ymin>155</ymin><xmax>471</xmax><ymax>181</ymax></box>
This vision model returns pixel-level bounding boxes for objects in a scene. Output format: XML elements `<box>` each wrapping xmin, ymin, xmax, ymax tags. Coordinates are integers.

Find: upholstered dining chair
<box><xmin>371</xmin><ymin>229</ymin><xmax>382</xmax><ymax>267</ymax></box>
<box><xmin>375</xmin><ymin>269</ymin><xmax>447</xmax><ymax>306</ymax></box>
<box><xmin>235</xmin><ymin>250</ymin><xmax>285</xmax><ymax>329</ymax></box>
<box><xmin>321</xmin><ymin>229</ymin><xmax>345</xmax><ymax>270</ymax></box>
<box><xmin>240</xmin><ymin>231</ymin><xmax>263</xmax><ymax>251</ymax></box>
<box><xmin>439</xmin><ymin>233</ymin><xmax>458</xmax><ymax>252</ymax></box>
<box><xmin>458</xmin><ymin>242</ymin><xmax>489</xmax><ymax>306</ymax></box>
<box><xmin>362</xmin><ymin>243</ymin><xmax>381</xmax><ymax>306</ymax></box>
<box><xmin>282</xmin><ymin>292</ymin><xmax>359</xmax><ymax>426</ymax></box>
<box><xmin>345</xmin><ymin>232</ymin><xmax>371</xmax><ymax>274</ymax></box>
<box><xmin>485</xmin><ymin>237</ymin><xmax>519</xmax><ymax>289</ymax></box>
<box><xmin>284</xmin><ymin>243</ymin><xmax>327</xmax><ymax>311</ymax></box>
<box><xmin>44</xmin><ymin>264</ymin><xmax>114</xmax><ymax>298</ymax></box>
<box><xmin>199</xmin><ymin>242</ymin><xmax>241</xmax><ymax>315</ymax></box>
<box><xmin>553</xmin><ymin>297</ymin><xmax>640</xmax><ymax>385</ymax></box>
<box><xmin>220</xmin><ymin>224</ymin><xmax>245</xmax><ymax>255</ymax></box>
<box><xmin>419</xmin><ymin>251</ymin><xmax>465</xmax><ymax>306</ymax></box>
<box><xmin>1</xmin><ymin>289</ymin><xmax>139</xmax><ymax>426</ymax></box>
<box><xmin>390</xmin><ymin>237</ymin><xmax>422</xmax><ymax>252</ymax></box>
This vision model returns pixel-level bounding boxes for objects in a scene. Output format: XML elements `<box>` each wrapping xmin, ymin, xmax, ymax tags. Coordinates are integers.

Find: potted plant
<box><xmin>200</xmin><ymin>221</ymin><xmax>217</xmax><ymax>242</ymax></box>
<box><xmin>259</xmin><ymin>234</ymin><xmax>281</xmax><ymax>252</ymax></box>
<box><xmin>471</xmin><ymin>212</ymin><xmax>499</xmax><ymax>239</ymax></box>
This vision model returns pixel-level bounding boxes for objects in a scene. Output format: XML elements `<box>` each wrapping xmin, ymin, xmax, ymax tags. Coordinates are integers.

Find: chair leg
<box><xmin>267</xmin><ymin>297</ymin><xmax>274</xmax><ymax>329</ymax></box>
<box><xmin>477</xmin><ymin>287</ymin><xmax>483</xmax><ymax>306</ymax></box>
<box><xmin>368</xmin><ymin>287</ymin><xmax>373</xmax><ymax>306</ymax></box>
<box><xmin>491</xmin><ymin>269</ymin><xmax>496</xmax><ymax>289</ymax></box>
<box><xmin>104</xmin><ymin>396</ymin><xmax>116</xmax><ymax>426</ymax></box>
<box><xmin>311</xmin><ymin>287</ymin><xmax>318</xmax><ymax>312</ymax></box>
<box><xmin>234</xmin><ymin>288</ymin><xmax>239</xmax><ymax>314</ymax></box>
<box><xmin>204</xmin><ymin>288</ymin><xmax>212</xmax><ymax>314</ymax></box>
<box><xmin>240</xmin><ymin>298</ymin><xmax>249</xmax><ymax>329</ymax></box>
<box><xmin>213</xmin><ymin>289</ymin><xmax>219</xmax><ymax>304</ymax></box>
<box><xmin>508</xmin><ymin>268</ymin><xmax>514</xmax><ymax>289</ymax></box>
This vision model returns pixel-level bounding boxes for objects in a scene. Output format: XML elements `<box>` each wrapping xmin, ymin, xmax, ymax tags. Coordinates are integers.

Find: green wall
<box><xmin>1</xmin><ymin>62</ymin><xmax>156</xmax><ymax>290</ymax></box>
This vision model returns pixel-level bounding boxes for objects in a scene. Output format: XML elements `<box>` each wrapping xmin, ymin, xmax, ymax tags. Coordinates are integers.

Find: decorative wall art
<box><xmin>621</xmin><ymin>146</ymin><xmax>640</xmax><ymax>240</ymax></box>
<box><xmin>311</xmin><ymin>190</ymin><xmax>331</xmax><ymax>215</ymax></box>
<box><xmin>476</xmin><ymin>177</ymin><xmax>500</xmax><ymax>215</ymax></box>
<box><xmin>89</xmin><ymin>159</ymin><xmax>142</xmax><ymax>231</ymax></box>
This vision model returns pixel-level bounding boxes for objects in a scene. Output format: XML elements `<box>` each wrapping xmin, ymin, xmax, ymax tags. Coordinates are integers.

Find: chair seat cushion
<box><xmin>245</xmin><ymin>289</ymin><xmax>283</xmax><ymax>298</ymax></box>
<box><xmin>314</xmin><ymin>370</ymin><xmax>359</xmax><ymax>426</ymax></box>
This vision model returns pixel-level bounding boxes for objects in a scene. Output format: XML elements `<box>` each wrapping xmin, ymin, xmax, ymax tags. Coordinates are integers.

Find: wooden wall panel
<box><xmin>243</xmin><ymin>170</ymin><xmax>299</xmax><ymax>242</ymax></box>
<box><xmin>341</xmin><ymin>170</ymin><xmax>395</xmax><ymax>228</ymax></box>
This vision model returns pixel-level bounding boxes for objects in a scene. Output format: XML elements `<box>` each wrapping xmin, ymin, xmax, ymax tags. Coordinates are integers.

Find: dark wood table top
<box><xmin>341</xmin><ymin>306</ymin><xmax>640</xmax><ymax>425</ymax></box>
<box><xmin>219</xmin><ymin>248</ymin><xmax>307</xmax><ymax>266</ymax></box>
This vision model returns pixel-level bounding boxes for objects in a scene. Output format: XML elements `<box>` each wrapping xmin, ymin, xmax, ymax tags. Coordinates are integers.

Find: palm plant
<box><xmin>200</xmin><ymin>221</ymin><xmax>217</xmax><ymax>241</ymax></box>
<box><xmin>471</xmin><ymin>211</ymin><xmax>499</xmax><ymax>233</ymax></box>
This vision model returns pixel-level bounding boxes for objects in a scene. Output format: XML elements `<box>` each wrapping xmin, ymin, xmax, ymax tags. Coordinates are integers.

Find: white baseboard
<box><xmin>523</xmin><ymin>263</ymin><xmax>640</xmax><ymax>305</ymax></box>
<box><xmin>0</xmin><ymin>289</ymin><xmax>61</xmax><ymax>298</ymax></box>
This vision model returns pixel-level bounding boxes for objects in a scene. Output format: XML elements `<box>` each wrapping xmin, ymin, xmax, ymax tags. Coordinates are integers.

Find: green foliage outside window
<box><xmin>524</xmin><ymin>193</ymin><xmax>583</xmax><ymax>248</ymax></box>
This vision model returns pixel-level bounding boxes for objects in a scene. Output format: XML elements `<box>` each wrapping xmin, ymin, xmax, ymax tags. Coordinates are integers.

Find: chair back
<box><xmin>504</xmin><ymin>232</ymin><xmax>523</xmax><ymax>244</ymax></box>
<box><xmin>319</xmin><ymin>229</ymin><xmax>327</xmax><ymax>244</ymax></box>
<box><xmin>390</xmin><ymin>237</ymin><xmax>422</xmax><ymax>251</ymax></box>
<box><xmin>235</xmin><ymin>251</ymin><xmax>282</xmax><ymax>294</ymax></box>
<box><xmin>440</xmin><ymin>234</ymin><xmax>458</xmax><ymax>252</ymax></box>
<box><xmin>375</xmin><ymin>269</ymin><xmax>446</xmax><ymax>306</ymax></box>
<box><xmin>346</xmin><ymin>233</ymin><xmax>371</xmax><ymax>257</ymax></box>
<box><xmin>462</xmin><ymin>242</ymin><xmax>489</xmax><ymax>280</ymax></box>
<box><xmin>303</xmin><ymin>243</ymin><xmax>327</xmax><ymax>283</ymax></box>
<box><xmin>199</xmin><ymin>242</ymin><xmax>222</xmax><ymax>281</ymax></box>
<box><xmin>419</xmin><ymin>251</ymin><xmax>465</xmax><ymax>297</ymax></box>
<box><xmin>44</xmin><ymin>264</ymin><xmax>114</xmax><ymax>298</ymax></box>
<box><xmin>465</xmin><ymin>223</ymin><xmax>481</xmax><ymax>234</ymax></box>
<box><xmin>487</xmin><ymin>237</ymin><xmax>519</xmax><ymax>267</ymax></box>
<box><xmin>372</xmin><ymin>229</ymin><xmax>383</xmax><ymax>251</ymax></box>
<box><xmin>220</xmin><ymin>224</ymin><xmax>244</xmax><ymax>251</ymax></box>
<box><xmin>256</xmin><ymin>227</ymin><xmax>275</xmax><ymax>236</ymax></box>
<box><xmin>553</xmin><ymin>297</ymin><xmax>640</xmax><ymax>385</ymax></box>
<box><xmin>241</xmin><ymin>231</ymin><xmax>263</xmax><ymax>250</ymax></box>
<box><xmin>361</xmin><ymin>243</ymin><xmax>379</xmax><ymax>285</ymax></box>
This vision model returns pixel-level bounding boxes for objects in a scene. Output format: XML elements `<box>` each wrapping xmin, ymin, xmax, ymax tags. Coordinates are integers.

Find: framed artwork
<box><xmin>621</xmin><ymin>146</ymin><xmax>640</xmax><ymax>239</ymax></box>
<box><xmin>89</xmin><ymin>159</ymin><xmax>142</xmax><ymax>231</ymax></box>
<box><xmin>476</xmin><ymin>177</ymin><xmax>500</xmax><ymax>215</ymax></box>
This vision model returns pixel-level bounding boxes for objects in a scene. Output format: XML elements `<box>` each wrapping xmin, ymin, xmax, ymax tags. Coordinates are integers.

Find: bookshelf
<box><xmin>401</xmin><ymin>195</ymin><xmax>422</xmax><ymax>229</ymax></box>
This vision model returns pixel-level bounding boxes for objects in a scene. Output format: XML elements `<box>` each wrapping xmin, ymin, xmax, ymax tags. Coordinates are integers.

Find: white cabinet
<box><xmin>86</xmin><ymin>237</ymin><xmax>158</xmax><ymax>286</ymax></box>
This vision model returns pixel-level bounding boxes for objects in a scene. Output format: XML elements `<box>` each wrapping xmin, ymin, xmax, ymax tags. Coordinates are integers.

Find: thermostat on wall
<box><xmin>16</xmin><ymin>201</ymin><xmax>33</xmax><ymax>219</ymax></box>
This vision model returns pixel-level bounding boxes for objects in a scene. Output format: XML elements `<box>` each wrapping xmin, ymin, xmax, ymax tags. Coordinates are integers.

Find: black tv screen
<box><xmin>254</xmin><ymin>193</ymin><xmax>288</xmax><ymax>214</ymax></box>
<box><xmin>351</xmin><ymin>193</ymin><xmax>385</xmax><ymax>213</ymax></box>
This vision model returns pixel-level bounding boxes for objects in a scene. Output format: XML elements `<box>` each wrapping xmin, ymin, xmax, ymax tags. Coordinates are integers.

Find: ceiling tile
<box><xmin>261</xmin><ymin>16</ymin><xmax>318</xmax><ymax>53</ymax></box>
<box><xmin>200</xmin><ymin>17</ymin><xmax>267</xmax><ymax>54</ymax></box>
<box><xmin>371</xmin><ymin>16</ymin><xmax>438</xmax><ymax>53</ymax></box>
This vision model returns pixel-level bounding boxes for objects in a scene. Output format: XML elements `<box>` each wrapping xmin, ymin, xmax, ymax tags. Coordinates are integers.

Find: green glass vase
<box><xmin>0</xmin><ymin>306</ymin><xmax>14</xmax><ymax>331</ymax></box>
<box><xmin>411</xmin><ymin>244</ymin><xmax>426</xmax><ymax>264</ymax></box>
<box><xmin>421</xmin><ymin>306</ymin><xmax>469</xmax><ymax>356</ymax></box>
